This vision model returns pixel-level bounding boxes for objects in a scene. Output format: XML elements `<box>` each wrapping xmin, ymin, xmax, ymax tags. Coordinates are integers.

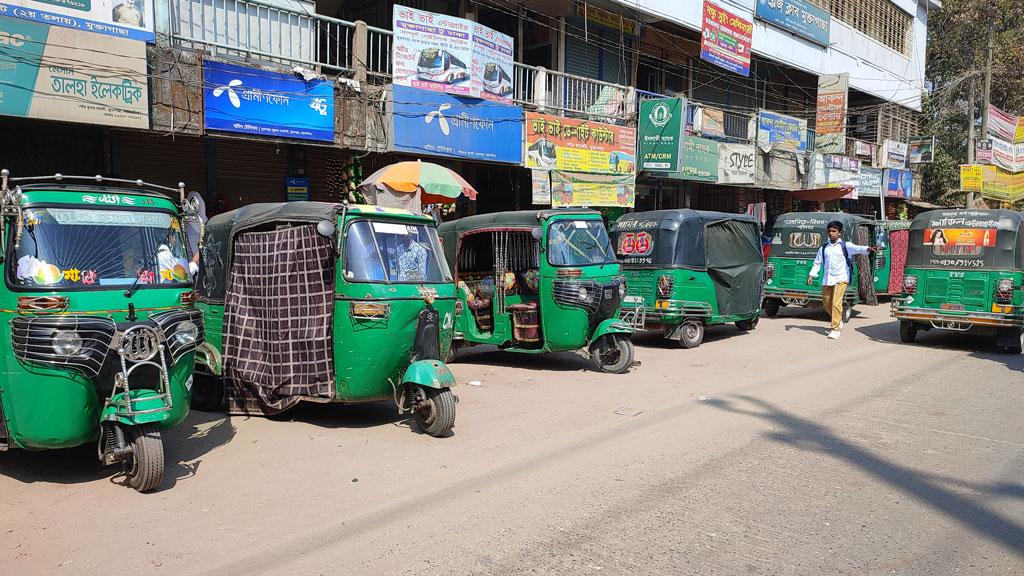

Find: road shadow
<box><xmin>453</xmin><ymin>345</ymin><xmax>594</xmax><ymax>372</ymax></box>
<box><xmin>159</xmin><ymin>408</ymin><xmax>237</xmax><ymax>490</ymax></box>
<box><xmin>265</xmin><ymin>400</ymin><xmax>456</xmax><ymax>438</ymax></box>
<box><xmin>783</xmin><ymin>324</ymin><xmax>829</xmax><ymax>336</ymax></box>
<box><xmin>629</xmin><ymin>324</ymin><xmax>756</xmax><ymax>350</ymax></box>
<box><xmin>704</xmin><ymin>394</ymin><xmax>1024</xmax><ymax>556</ymax></box>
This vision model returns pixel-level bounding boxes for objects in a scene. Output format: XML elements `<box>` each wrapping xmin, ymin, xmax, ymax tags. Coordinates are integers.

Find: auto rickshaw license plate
<box><xmin>940</xmin><ymin>303</ymin><xmax>964</xmax><ymax>311</ymax></box>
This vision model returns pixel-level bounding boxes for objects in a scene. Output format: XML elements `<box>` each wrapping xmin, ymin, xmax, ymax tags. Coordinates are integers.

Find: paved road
<box><xmin>2</xmin><ymin>304</ymin><xmax>1023</xmax><ymax>575</ymax></box>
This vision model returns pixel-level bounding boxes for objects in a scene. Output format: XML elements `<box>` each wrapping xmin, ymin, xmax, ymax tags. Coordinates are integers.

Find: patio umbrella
<box><xmin>359</xmin><ymin>160</ymin><xmax>478</xmax><ymax>205</ymax></box>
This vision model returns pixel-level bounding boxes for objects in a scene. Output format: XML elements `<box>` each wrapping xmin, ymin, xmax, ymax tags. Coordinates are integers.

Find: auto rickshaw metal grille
<box><xmin>11</xmin><ymin>316</ymin><xmax>116</xmax><ymax>376</ymax></box>
<box><xmin>150</xmin><ymin>309</ymin><xmax>205</xmax><ymax>362</ymax></box>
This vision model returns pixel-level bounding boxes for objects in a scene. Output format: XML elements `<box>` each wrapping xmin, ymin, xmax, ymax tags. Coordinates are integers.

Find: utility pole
<box><xmin>966</xmin><ymin>78</ymin><xmax>976</xmax><ymax>207</ymax></box>
<box><xmin>980</xmin><ymin>23</ymin><xmax>995</xmax><ymax>141</ymax></box>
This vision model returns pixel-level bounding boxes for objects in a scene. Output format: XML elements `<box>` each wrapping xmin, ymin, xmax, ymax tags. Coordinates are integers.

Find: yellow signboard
<box><xmin>962</xmin><ymin>164</ymin><xmax>1024</xmax><ymax>202</ymax></box>
<box><xmin>550</xmin><ymin>171</ymin><xmax>635</xmax><ymax>208</ymax></box>
<box><xmin>960</xmin><ymin>165</ymin><xmax>983</xmax><ymax>192</ymax></box>
<box><xmin>525</xmin><ymin>112</ymin><xmax>637</xmax><ymax>175</ymax></box>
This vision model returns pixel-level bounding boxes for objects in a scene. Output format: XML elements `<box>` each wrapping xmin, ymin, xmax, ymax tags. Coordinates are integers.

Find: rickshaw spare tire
<box><xmin>899</xmin><ymin>321</ymin><xmax>917</xmax><ymax>344</ymax></box>
<box><xmin>413</xmin><ymin>387</ymin><xmax>456</xmax><ymax>437</ymax></box>
<box><xmin>735</xmin><ymin>317</ymin><xmax>758</xmax><ymax>331</ymax></box>
<box><xmin>676</xmin><ymin>320</ymin><xmax>704</xmax><ymax>349</ymax></box>
<box><xmin>190</xmin><ymin>373</ymin><xmax>224</xmax><ymax>412</ymax></box>
<box><xmin>124</xmin><ymin>423</ymin><xmax>164</xmax><ymax>493</ymax></box>
<box><xmin>763</xmin><ymin>298</ymin><xmax>781</xmax><ymax>318</ymax></box>
<box><xmin>589</xmin><ymin>334</ymin><xmax>634</xmax><ymax>374</ymax></box>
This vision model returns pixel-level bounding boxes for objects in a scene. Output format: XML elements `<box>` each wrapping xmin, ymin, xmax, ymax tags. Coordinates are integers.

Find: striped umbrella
<box><xmin>359</xmin><ymin>160</ymin><xmax>478</xmax><ymax>205</ymax></box>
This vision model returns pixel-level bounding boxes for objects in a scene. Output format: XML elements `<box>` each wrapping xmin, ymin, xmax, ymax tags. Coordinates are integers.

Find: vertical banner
<box><xmin>531</xmin><ymin>170</ymin><xmax>551</xmax><ymax>204</ymax></box>
<box><xmin>976</xmin><ymin>139</ymin><xmax>993</xmax><ymax>164</ymax></box>
<box><xmin>814</xmin><ymin>73</ymin><xmax>848</xmax><ymax>154</ymax></box>
<box><xmin>699</xmin><ymin>0</ymin><xmax>752</xmax><ymax>77</ymax></box>
<box><xmin>638</xmin><ymin>97</ymin><xmax>685</xmax><ymax>171</ymax></box>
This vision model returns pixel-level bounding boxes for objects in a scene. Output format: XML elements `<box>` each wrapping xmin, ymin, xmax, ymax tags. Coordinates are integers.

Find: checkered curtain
<box><xmin>223</xmin><ymin>225</ymin><xmax>336</xmax><ymax>415</ymax></box>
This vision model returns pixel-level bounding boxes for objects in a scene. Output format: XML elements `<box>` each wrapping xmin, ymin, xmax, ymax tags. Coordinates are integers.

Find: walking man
<box><xmin>806</xmin><ymin>220</ymin><xmax>877</xmax><ymax>340</ymax></box>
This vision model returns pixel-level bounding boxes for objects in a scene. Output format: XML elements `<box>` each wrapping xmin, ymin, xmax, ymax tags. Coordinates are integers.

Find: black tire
<box><xmin>763</xmin><ymin>298</ymin><xmax>781</xmax><ymax>318</ymax></box>
<box><xmin>899</xmin><ymin>320</ymin><xmax>917</xmax><ymax>344</ymax></box>
<box><xmin>735</xmin><ymin>317</ymin><xmax>759</xmax><ymax>331</ymax></box>
<box><xmin>414</xmin><ymin>387</ymin><xmax>457</xmax><ymax>437</ymax></box>
<box><xmin>445</xmin><ymin>343</ymin><xmax>458</xmax><ymax>364</ymax></box>
<box><xmin>842</xmin><ymin>303</ymin><xmax>853</xmax><ymax>324</ymax></box>
<box><xmin>190</xmin><ymin>373</ymin><xmax>224</xmax><ymax>412</ymax></box>
<box><xmin>677</xmin><ymin>320</ymin><xmax>704</xmax><ymax>349</ymax></box>
<box><xmin>124</xmin><ymin>424</ymin><xmax>164</xmax><ymax>493</ymax></box>
<box><xmin>995</xmin><ymin>329</ymin><xmax>1023</xmax><ymax>354</ymax></box>
<box><xmin>590</xmin><ymin>334</ymin><xmax>634</xmax><ymax>374</ymax></box>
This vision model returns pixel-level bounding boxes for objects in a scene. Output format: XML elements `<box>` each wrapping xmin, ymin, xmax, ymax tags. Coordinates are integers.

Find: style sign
<box><xmin>393</xmin><ymin>84</ymin><xmax>522</xmax><ymax>163</ymax></box>
<box><xmin>638</xmin><ymin>97</ymin><xmax>685</xmax><ymax>171</ymax></box>
<box><xmin>204</xmin><ymin>61</ymin><xmax>334</xmax><ymax>142</ymax></box>
<box><xmin>757</xmin><ymin>110</ymin><xmax>807</xmax><ymax>153</ymax></box>
<box><xmin>525</xmin><ymin>112</ymin><xmax>636</xmax><ymax>175</ymax></box>
<box><xmin>718</xmin><ymin>143</ymin><xmax>755</xmax><ymax>184</ymax></box>
<box><xmin>700</xmin><ymin>0</ymin><xmax>752</xmax><ymax>77</ymax></box>
<box><xmin>814</xmin><ymin>73</ymin><xmax>848</xmax><ymax>154</ymax></box>
<box><xmin>550</xmin><ymin>171</ymin><xmax>635</xmax><ymax>208</ymax></box>
<box><xmin>392</xmin><ymin>5</ymin><xmax>514</xmax><ymax>102</ymax></box>
<box><xmin>0</xmin><ymin>16</ymin><xmax>148</xmax><ymax>128</ymax></box>
<box><xmin>755</xmin><ymin>0</ymin><xmax>830</xmax><ymax>46</ymax></box>
<box><xmin>0</xmin><ymin>0</ymin><xmax>154</xmax><ymax>41</ymax></box>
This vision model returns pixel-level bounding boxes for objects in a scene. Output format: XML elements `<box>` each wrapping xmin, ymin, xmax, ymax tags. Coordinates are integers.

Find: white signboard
<box><xmin>392</xmin><ymin>5</ymin><xmax>514</xmax><ymax>102</ymax></box>
<box><xmin>881</xmin><ymin>140</ymin><xmax>908</xmax><ymax>169</ymax></box>
<box><xmin>717</xmin><ymin>143</ymin><xmax>755</xmax><ymax>184</ymax></box>
<box><xmin>0</xmin><ymin>0</ymin><xmax>154</xmax><ymax>41</ymax></box>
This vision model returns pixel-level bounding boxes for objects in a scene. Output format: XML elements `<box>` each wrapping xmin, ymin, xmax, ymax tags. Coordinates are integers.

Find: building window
<box><xmin>816</xmin><ymin>0</ymin><xmax>912</xmax><ymax>55</ymax></box>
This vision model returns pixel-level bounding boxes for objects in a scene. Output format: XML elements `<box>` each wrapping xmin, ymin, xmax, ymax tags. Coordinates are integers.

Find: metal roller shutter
<box><xmin>563</xmin><ymin>17</ymin><xmax>630</xmax><ymax>85</ymax></box>
<box><xmin>113</xmin><ymin>130</ymin><xmax>208</xmax><ymax>196</ymax></box>
<box><xmin>213</xmin><ymin>138</ymin><xmax>288</xmax><ymax>207</ymax></box>
<box><xmin>304</xmin><ymin>145</ymin><xmax>351</xmax><ymax>203</ymax></box>
<box><xmin>0</xmin><ymin>117</ymin><xmax>103</xmax><ymax>177</ymax></box>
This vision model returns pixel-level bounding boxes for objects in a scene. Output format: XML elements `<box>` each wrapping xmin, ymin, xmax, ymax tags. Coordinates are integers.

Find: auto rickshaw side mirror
<box><xmin>531</xmin><ymin>227</ymin><xmax>542</xmax><ymax>241</ymax></box>
<box><xmin>316</xmin><ymin>220</ymin><xmax>336</xmax><ymax>237</ymax></box>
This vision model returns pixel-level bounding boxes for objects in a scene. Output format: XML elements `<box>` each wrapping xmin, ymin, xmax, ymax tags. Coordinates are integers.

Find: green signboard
<box><xmin>638</xmin><ymin>97</ymin><xmax>685</xmax><ymax>172</ymax></box>
<box><xmin>669</xmin><ymin>135</ymin><xmax>719</xmax><ymax>182</ymax></box>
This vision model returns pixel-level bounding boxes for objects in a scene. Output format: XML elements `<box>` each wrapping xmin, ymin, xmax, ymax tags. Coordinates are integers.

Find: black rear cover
<box><xmin>705</xmin><ymin>220</ymin><xmax>764</xmax><ymax>317</ymax></box>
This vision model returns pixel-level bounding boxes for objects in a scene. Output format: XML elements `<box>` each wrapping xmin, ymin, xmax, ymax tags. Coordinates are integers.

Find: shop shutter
<box><xmin>304</xmin><ymin>145</ymin><xmax>351</xmax><ymax>203</ymax></box>
<box><xmin>114</xmin><ymin>130</ymin><xmax>207</xmax><ymax>196</ymax></box>
<box><xmin>0</xmin><ymin>117</ymin><xmax>102</xmax><ymax>177</ymax></box>
<box><xmin>213</xmin><ymin>138</ymin><xmax>289</xmax><ymax>208</ymax></box>
<box><xmin>563</xmin><ymin>18</ymin><xmax>630</xmax><ymax>85</ymax></box>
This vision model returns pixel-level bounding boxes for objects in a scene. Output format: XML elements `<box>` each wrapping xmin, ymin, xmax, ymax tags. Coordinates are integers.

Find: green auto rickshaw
<box><xmin>611</xmin><ymin>209</ymin><xmax>764</xmax><ymax>348</ymax></box>
<box><xmin>891</xmin><ymin>209</ymin><xmax>1024</xmax><ymax>353</ymax></box>
<box><xmin>438</xmin><ymin>209</ymin><xmax>635</xmax><ymax>373</ymax></box>
<box><xmin>762</xmin><ymin>212</ymin><xmax>877</xmax><ymax>320</ymax></box>
<box><xmin>0</xmin><ymin>170</ymin><xmax>204</xmax><ymax>492</ymax></box>
<box><xmin>873</xmin><ymin>219</ymin><xmax>911</xmax><ymax>296</ymax></box>
<box><xmin>193</xmin><ymin>202</ymin><xmax>457</xmax><ymax>436</ymax></box>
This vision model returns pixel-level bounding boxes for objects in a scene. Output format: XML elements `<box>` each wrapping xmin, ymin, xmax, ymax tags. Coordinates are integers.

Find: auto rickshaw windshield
<box><xmin>10</xmin><ymin>207</ymin><xmax>190</xmax><ymax>289</ymax></box>
<box><xmin>547</xmin><ymin>219</ymin><xmax>616</xmax><ymax>266</ymax></box>
<box><xmin>343</xmin><ymin>220</ymin><xmax>452</xmax><ymax>283</ymax></box>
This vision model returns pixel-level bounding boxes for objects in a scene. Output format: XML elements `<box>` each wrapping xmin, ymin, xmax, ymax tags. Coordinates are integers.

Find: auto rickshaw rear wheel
<box><xmin>590</xmin><ymin>334</ymin><xmax>634</xmax><ymax>374</ymax></box>
<box><xmin>190</xmin><ymin>373</ymin><xmax>224</xmax><ymax>412</ymax></box>
<box><xmin>412</xmin><ymin>387</ymin><xmax>457</xmax><ymax>437</ymax></box>
<box><xmin>763</xmin><ymin>298</ymin><xmax>781</xmax><ymax>318</ymax></box>
<box><xmin>676</xmin><ymin>320</ymin><xmax>704</xmax><ymax>349</ymax></box>
<box><xmin>124</xmin><ymin>423</ymin><xmax>164</xmax><ymax>493</ymax></box>
<box><xmin>995</xmin><ymin>328</ymin><xmax>1023</xmax><ymax>354</ymax></box>
<box><xmin>735</xmin><ymin>317</ymin><xmax>758</xmax><ymax>331</ymax></box>
<box><xmin>899</xmin><ymin>321</ymin><xmax>917</xmax><ymax>343</ymax></box>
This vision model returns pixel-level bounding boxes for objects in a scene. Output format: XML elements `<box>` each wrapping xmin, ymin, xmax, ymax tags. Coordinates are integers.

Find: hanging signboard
<box><xmin>0</xmin><ymin>16</ymin><xmax>149</xmax><ymax>128</ymax></box>
<box><xmin>987</xmin><ymin>104</ymin><xmax>1024</xmax><ymax>144</ymax></box>
<box><xmin>638</xmin><ymin>97</ymin><xmax>685</xmax><ymax>171</ymax></box>
<box><xmin>857</xmin><ymin>167</ymin><xmax>884</xmax><ymax>197</ymax></box>
<box><xmin>881</xmin><ymin>140</ymin><xmax>908</xmax><ymax>169</ymax></box>
<box><xmin>392</xmin><ymin>5</ymin><xmax>514</xmax><ymax>102</ymax></box>
<box><xmin>0</xmin><ymin>0</ymin><xmax>154</xmax><ymax>41</ymax></box>
<box><xmin>824</xmin><ymin>155</ymin><xmax>860</xmax><ymax>198</ymax></box>
<box><xmin>531</xmin><ymin>169</ymin><xmax>551</xmax><ymax>204</ymax></box>
<box><xmin>525</xmin><ymin>112</ymin><xmax>636</xmax><ymax>175</ymax></box>
<box><xmin>961</xmin><ymin>164</ymin><xmax>1024</xmax><ymax>202</ymax></box>
<box><xmin>392</xmin><ymin>84</ymin><xmax>522</xmax><ymax>163</ymax></box>
<box><xmin>204</xmin><ymin>60</ymin><xmax>334</xmax><ymax>142</ymax></box>
<box><xmin>976</xmin><ymin>139</ymin><xmax>993</xmax><ymax>164</ymax></box>
<box><xmin>908</xmin><ymin>137</ymin><xmax>936</xmax><ymax>164</ymax></box>
<box><xmin>987</xmin><ymin>136</ymin><xmax>1024</xmax><ymax>173</ymax></box>
<box><xmin>718</xmin><ymin>143</ymin><xmax>755</xmax><ymax>184</ymax></box>
<box><xmin>885</xmin><ymin>168</ymin><xmax>913</xmax><ymax>199</ymax></box>
<box><xmin>696</xmin><ymin>105</ymin><xmax>726</xmax><ymax>138</ymax></box>
<box><xmin>658</xmin><ymin>136</ymin><xmax>720</xmax><ymax>182</ymax></box>
<box><xmin>550</xmin><ymin>171</ymin><xmax>635</xmax><ymax>208</ymax></box>
<box><xmin>814</xmin><ymin>73</ymin><xmax>848</xmax><ymax>154</ymax></box>
<box><xmin>755</xmin><ymin>0</ymin><xmax>830</xmax><ymax>46</ymax></box>
<box><xmin>575</xmin><ymin>2</ymin><xmax>638</xmax><ymax>36</ymax></box>
<box><xmin>699</xmin><ymin>0</ymin><xmax>752</xmax><ymax>77</ymax></box>
<box><xmin>757</xmin><ymin>110</ymin><xmax>807</xmax><ymax>153</ymax></box>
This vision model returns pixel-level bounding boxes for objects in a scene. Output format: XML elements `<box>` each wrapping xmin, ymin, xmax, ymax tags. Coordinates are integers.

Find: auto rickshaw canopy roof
<box><xmin>773</xmin><ymin>212</ymin><xmax>874</xmax><ymax>234</ymax></box>
<box><xmin>906</xmin><ymin>209</ymin><xmax>1024</xmax><ymax>270</ymax></box>
<box><xmin>610</xmin><ymin>209</ymin><xmax>760</xmax><ymax>269</ymax></box>
<box><xmin>437</xmin><ymin>208</ymin><xmax>600</xmax><ymax>264</ymax></box>
<box><xmin>769</xmin><ymin>212</ymin><xmax>876</xmax><ymax>258</ymax></box>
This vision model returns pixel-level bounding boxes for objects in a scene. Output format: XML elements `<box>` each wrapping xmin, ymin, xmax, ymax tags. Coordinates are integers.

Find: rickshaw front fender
<box><xmin>402</xmin><ymin>359</ymin><xmax>456</xmax><ymax>390</ymax></box>
<box><xmin>195</xmin><ymin>342</ymin><xmax>223</xmax><ymax>376</ymax></box>
<box><xmin>100</xmin><ymin>390</ymin><xmax>173</xmax><ymax>427</ymax></box>
<box><xmin>591</xmin><ymin>319</ymin><xmax>634</xmax><ymax>342</ymax></box>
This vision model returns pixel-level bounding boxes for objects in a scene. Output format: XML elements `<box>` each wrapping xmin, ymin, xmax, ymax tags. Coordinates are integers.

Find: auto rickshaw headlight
<box><xmin>52</xmin><ymin>330</ymin><xmax>83</xmax><ymax>356</ymax></box>
<box><xmin>172</xmin><ymin>320</ymin><xmax>199</xmax><ymax>346</ymax></box>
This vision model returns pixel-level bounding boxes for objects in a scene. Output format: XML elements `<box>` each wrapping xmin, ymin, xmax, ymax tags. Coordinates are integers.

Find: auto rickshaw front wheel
<box><xmin>124</xmin><ymin>423</ymin><xmax>164</xmax><ymax>493</ymax></box>
<box><xmin>675</xmin><ymin>320</ymin><xmax>705</xmax><ymax>349</ymax></box>
<box><xmin>590</xmin><ymin>334</ymin><xmax>634</xmax><ymax>374</ymax></box>
<box><xmin>735</xmin><ymin>317</ymin><xmax>759</xmax><ymax>331</ymax></box>
<box><xmin>412</xmin><ymin>386</ymin><xmax>457</xmax><ymax>437</ymax></box>
<box><xmin>763</xmin><ymin>298</ymin><xmax>781</xmax><ymax>318</ymax></box>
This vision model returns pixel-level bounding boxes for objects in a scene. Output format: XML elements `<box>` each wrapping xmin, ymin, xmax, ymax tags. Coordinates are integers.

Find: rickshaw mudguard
<box><xmin>402</xmin><ymin>359</ymin><xmax>456</xmax><ymax>390</ymax></box>
<box><xmin>100</xmin><ymin>390</ymin><xmax>174</xmax><ymax>427</ymax></box>
<box><xmin>591</xmin><ymin>318</ymin><xmax>634</xmax><ymax>341</ymax></box>
<box><xmin>195</xmin><ymin>341</ymin><xmax>223</xmax><ymax>376</ymax></box>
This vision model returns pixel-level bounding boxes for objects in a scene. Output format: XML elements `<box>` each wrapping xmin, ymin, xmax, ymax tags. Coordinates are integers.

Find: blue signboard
<box><xmin>757</xmin><ymin>110</ymin><xmax>807</xmax><ymax>153</ymax></box>
<box><xmin>204</xmin><ymin>61</ymin><xmax>335</xmax><ymax>142</ymax></box>
<box><xmin>885</xmin><ymin>168</ymin><xmax>913</xmax><ymax>199</ymax></box>
<box><xmin>392</xmin><ymin>84</ymin><xmax>522</xmax><ymax>163</ymax></box>
<box><xmin>755</xmin><ymin>0</ymin><xmax>830</xmax><ymax>47</ymax></box>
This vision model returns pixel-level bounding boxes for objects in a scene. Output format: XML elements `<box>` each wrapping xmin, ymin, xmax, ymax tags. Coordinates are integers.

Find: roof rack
<box><xmin>0</xmin><ymin>169</ymin><xmax>185</xmax><ymax>204</ymax></box>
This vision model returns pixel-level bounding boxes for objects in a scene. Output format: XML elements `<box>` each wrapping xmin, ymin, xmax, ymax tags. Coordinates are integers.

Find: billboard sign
<box><xmin>755</xmin><ymin>0</ymin><xmax>830</xmax><ymax>46</ymax></box>
<box><xmin>0</xmin><ymin>0</ymin><xmax>154</xmax><ymax>41</ymax></box>
<box><xmin>700</xmin><ymin>0</ymin><xmax>752</xmax><ymax>76</ymax></box>
<box><xmin>525</xmin><ymin>111</ymin><xmax>636</xmax><ymax>174</ymax></box>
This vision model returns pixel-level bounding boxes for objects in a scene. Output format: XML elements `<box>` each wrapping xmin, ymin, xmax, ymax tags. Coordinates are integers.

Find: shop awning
<box><xmin>904</xmin><ymin>199</ymin><xmax>946</xmax><ymax>209</ymax></box>
<box><xmin>788</xmin><ymin>187</ymin><xmax>854</xmax><ymax>202</ymax></box>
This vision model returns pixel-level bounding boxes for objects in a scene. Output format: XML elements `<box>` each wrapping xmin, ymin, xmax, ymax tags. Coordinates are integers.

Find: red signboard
<box><xmin>699</xmin><ymin>1</ymin><xmax>753</xmax><ymax>77</ymax></box>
